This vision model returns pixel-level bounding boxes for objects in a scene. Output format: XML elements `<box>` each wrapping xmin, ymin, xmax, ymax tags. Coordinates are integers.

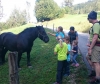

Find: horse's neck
<box><xmin>18</xmin><ymin>28</ymin><xmax>38</xmax><ymax>41</ymax></box>
<box><xmin>32</xmin><ymin>28</ymin><xmax>38</xmax><ymax>40</ymax></box>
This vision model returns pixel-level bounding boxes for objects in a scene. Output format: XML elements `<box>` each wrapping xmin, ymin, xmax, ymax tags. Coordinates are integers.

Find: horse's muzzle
<box><xmin>44</xmin><ymin>36</ymin><xmax>49</xmax><ymax>43</ymax></box>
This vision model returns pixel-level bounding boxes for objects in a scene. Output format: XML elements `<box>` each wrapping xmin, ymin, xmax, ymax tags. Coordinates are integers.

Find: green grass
<box><xmin>0</xmin><ymin>28</ymin><xmax>57</xmax><ymax>84</ymax></box>
<box><xmin>63</xmin><ymin>55</ymin><xmax>88</xmax><ymax>84</ymax></box>
<box><xmin>42</xmin><ymin>14</ymin><xmax>100</xmax><ymax>33</ymax></box>
<box><xmin>74</xmin><ymin>55</ymin><xmax>88</xmax><ymax>84</ymax></box>
<box><xmin>0</xmin><ymin>25</ymin><xmax>88</xmax><ymax>84</ymax></box>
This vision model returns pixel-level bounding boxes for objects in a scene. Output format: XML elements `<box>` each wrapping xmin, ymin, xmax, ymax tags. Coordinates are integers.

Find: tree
<box><xmin>73</xmin><ymin>0</ymin><xmax>100</xmax><ymax>14</ymax></box>
<box><xmin>6</xmin><ymin>8</ymin><xmax>27</xmax><ymax>28</ymax></box>
<box><xmin>64</xmin><ymin>6</ymin><xmax>71</xmax><ymax>14</ymax></box>
<box><xmin>26</xmin><ymin>1</ymin><xmax>31</xmax><ymax>23</ymax></box>
<box><xmin>35</xmin><ymin>0</ymin><xmax>65</xmax><ymax>21</ymax></box>
<box><xmin>63</xmin><ymin>0</ymin><xmax>74</xmax><ymax>14</ymax></box>
<box><xmin>64</xmin><ymin>0</ymin><xmax>74</xmax><ymax>7</ymax></box>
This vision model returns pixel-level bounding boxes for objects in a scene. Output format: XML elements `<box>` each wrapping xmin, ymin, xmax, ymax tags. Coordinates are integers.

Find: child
<box><xmin>71</xmin><ymin>40</ymin><xmax>79</xmax><ymax>67</ymax></box>
<box><xmin>63</xmin><ymin>36</ymin><xmax>71</xmax><ymax>76</ymax></box>
<box><xmin>54</xmin><ymin>38</ymin><xmax>68</xmax><ymax>84</ymax></box>
<box><xmin>48</xmin><ymin>26</ymin><xmax>65</xmax><ymax>41</ymax></box>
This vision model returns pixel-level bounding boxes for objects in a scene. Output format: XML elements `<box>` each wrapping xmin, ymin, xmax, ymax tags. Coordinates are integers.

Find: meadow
<box><xmin>0</xmin><ymin>24</ymin><xmax>88</xmax><ymax>84</ymax></box>
<box><xmin>42</xmin><ymin>14</ymin><xmax>100</xmax><ymax>33</ymax></box>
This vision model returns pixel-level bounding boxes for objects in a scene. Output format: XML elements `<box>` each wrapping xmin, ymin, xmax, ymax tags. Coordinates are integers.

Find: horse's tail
<box><xmin>0</xmin><ymin>33</ymin><xmax>7</xmax><ymax>46</ymax></box>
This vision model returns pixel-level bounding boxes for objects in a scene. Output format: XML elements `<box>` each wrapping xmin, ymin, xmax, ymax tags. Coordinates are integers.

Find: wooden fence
<box><xmin>8</xmin><ymin>52</ymin><xmax>19</xmax><ymax>84</ymax></box>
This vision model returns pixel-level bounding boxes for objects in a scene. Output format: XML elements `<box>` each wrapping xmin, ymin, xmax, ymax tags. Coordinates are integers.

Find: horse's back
<box><xmin>0</xmin><ymin>32</ymin><xmax>13</xmax><ymax>46</ymax></box>
<box><xmin>1</xmin><ymin>32</ymin><xmax>16</xmax><ymax>42</ymax></box>
<box><xmin>0</xmin><ymin>27</ymin><xmax>37</xmax><ymax>52</ymax></box>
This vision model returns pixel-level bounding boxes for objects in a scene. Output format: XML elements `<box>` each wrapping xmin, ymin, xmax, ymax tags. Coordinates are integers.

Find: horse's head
<box><xmin>36</xmin><ymin>26</ymin><xmax>49</xmax><ymax>43</ymax></box>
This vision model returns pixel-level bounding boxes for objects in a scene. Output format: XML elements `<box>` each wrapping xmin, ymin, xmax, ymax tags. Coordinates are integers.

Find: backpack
<box><xmin>89</xmin><ymin>21</ymin><xmax>100</xmax><ymax>39</ymax></box>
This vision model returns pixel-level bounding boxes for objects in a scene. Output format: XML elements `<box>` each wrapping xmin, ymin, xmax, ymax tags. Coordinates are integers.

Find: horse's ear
<box><xmin>36</xmin><ymin>26</ymin><xmax>38</xmax><ymax>28</ymax></box>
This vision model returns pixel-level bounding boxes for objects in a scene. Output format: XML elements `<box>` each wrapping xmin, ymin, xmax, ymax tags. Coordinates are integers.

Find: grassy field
<box><xmin>42</xmin><ymin>14</ymin><xmax>100</xmax><ymax>33</ymax></box>
<box><xmin>0</xmin><ymin>24</ymin><xmax>89</xmax><ymax>84</ymax></box>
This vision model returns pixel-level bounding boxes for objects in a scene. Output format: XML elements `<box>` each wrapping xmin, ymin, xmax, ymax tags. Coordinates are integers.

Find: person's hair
<box><xmin>59</xmin><ymin>39</ymin><xmax>63</xmax><ymax>48</ymax></box>
<box><xmin>58</xmin><ymin>35</ymin><xmax>63</xmax><ymax>48</ymax></box>
<box><xmin>64</xmin><ymin>36</ymin><xmax>70</xmax><ymax>43</ymax></box>
<box><xmin>73</xmin><ymin>40</ymin><xmax>78</xmax><ymax>45</ymax></box>
<box><xmin>88</xmin><ymin>11</ymin><xmax>97</xmax><ymax>20</ymax></box>
<box><xmin>58</xmin><ymin>26</ymin><xmax>65</xmax><ymax>37</ymax></box>
<box><xmin>70</xmin><ymin>26</ymin><xmax>74</xmax><ymax>31</ymax></box>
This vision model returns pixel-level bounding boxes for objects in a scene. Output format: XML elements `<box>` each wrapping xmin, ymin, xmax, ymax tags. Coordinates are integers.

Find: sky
<box><xmin>54</xmin><ymin>0</ymin><xmax>88</xmax><ymax>6</ymax></box>
<box><xmin>0</xmin><ymin>0</ymin><xmax>88</xmax><ymax>22</ymax></box>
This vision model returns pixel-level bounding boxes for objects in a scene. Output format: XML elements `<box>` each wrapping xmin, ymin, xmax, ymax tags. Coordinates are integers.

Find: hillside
<box><xmin>42</xmin><ymin>14</ymin><xmax>100</xmax><ymax>33</ymax></box>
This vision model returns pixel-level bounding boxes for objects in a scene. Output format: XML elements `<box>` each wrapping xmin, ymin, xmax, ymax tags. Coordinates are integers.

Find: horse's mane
<box><xmin>18</xmin><ymin>27</ymin><xmax>36</xmax><ymax>35</ymax></box>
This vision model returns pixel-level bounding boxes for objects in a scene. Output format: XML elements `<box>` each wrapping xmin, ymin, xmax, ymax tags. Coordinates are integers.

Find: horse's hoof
<box><xmin>28</xmin><ymin>66</ymin><xmax>33</xmax><ymax>68</ymax></box>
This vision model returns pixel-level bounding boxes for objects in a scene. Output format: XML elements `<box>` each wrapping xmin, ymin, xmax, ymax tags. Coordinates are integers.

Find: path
<box><xmin>78</xmin><ymin>33</ymin><xmax>92</xmax><ymax>73</ymax></box>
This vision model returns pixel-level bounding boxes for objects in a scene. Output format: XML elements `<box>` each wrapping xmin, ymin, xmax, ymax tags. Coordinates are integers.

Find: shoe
<box><xmin>88</xmin><ymin>70</ymin><xmax>96</xmax><ymax>78</ymax></box>
<box><xmin>75</xmin><ymin>63</ymin><xmax>79</xmax><ymax>67</ymax></box>
<box><xmin>89</xmin><ymin>77</ymin><xmax>96</xmax><ymax>83</ymax></box>
<box><xmin>89</xmin><ymin>77</ymin><xmax>100</xmax><ymax>84</ymax></box>
<box><xmin>53</xmin><ymin>82</ymin><xmax>59</xmax><ymax>84</ymax></box>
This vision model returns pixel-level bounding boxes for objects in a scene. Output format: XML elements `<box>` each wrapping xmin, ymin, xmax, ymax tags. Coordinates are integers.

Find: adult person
<box><xmin>86</xmin><ymin>32</ymin><xmax>96</xmax><ymax>78</ymax></box>
<box><xmin>88</xmin><ymin>11</ymin><xmax>100</xmax><ymax>84</ymax></box>
<box><xmin>68</xmin><ymin>26</ymin><xmax>78</xmax><ymax>62</ymax></box>
<box><xmin>68</xmin><ymin>26</ymin><xmax>78</xmax><ymax>45</ymax></box>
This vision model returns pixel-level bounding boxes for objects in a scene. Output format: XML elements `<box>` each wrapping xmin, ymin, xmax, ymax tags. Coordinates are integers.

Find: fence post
<box><xmin>53</xmin><ymin>24</ymin><xmax>54</xmax><ymax>32</ymax></box>
<box><xmin>56</xmin><ymin>27</ymin><xmax>57</xmax><ymax>32</ymax></box>
<box><xmin>8</xmin><ymin>52</ymin><xmax>19</xmax><ymax>84</ymax></box>
<box><xmin>46</xmin><ymin>22</ymin><xmax>48</xmax><ymax>28</ymax></box>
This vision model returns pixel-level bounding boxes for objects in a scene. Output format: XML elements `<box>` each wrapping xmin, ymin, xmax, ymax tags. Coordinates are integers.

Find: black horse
<box><xmin>0</xmin><ymin>26</ymin><xmax>49</xmax><ymax>68</ymax></box>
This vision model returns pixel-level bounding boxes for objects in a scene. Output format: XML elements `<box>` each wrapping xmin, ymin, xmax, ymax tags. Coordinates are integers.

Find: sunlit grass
<box><xmin>42</xmin><ymin>14</ymin><xmax>100</xmax><ymax>32</ymax></box>
<box><xmin>0</xmin><ymin>23</ymin><xmax>34</xmax><ymax>34</ymax></box>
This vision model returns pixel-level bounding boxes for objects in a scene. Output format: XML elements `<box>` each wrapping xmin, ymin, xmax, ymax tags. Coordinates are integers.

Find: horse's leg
<box><xmin>27</xmin><ymin>50</ymin><xmax>32</xmax><ymax>67</ymax></box>
<box><xmin>0</xmin><ymin>47</ymin><xmax>7</xmax><ymax>65</ymax></box>
<box><xmin>2</xmin><ymin>48</ymin><xmax>8</xmax><ymax>63</ymax></box>
<box><xmin>18</xmin><ymin>52</ymin><xmax>22</xmax><ymax>68</ymax></box>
